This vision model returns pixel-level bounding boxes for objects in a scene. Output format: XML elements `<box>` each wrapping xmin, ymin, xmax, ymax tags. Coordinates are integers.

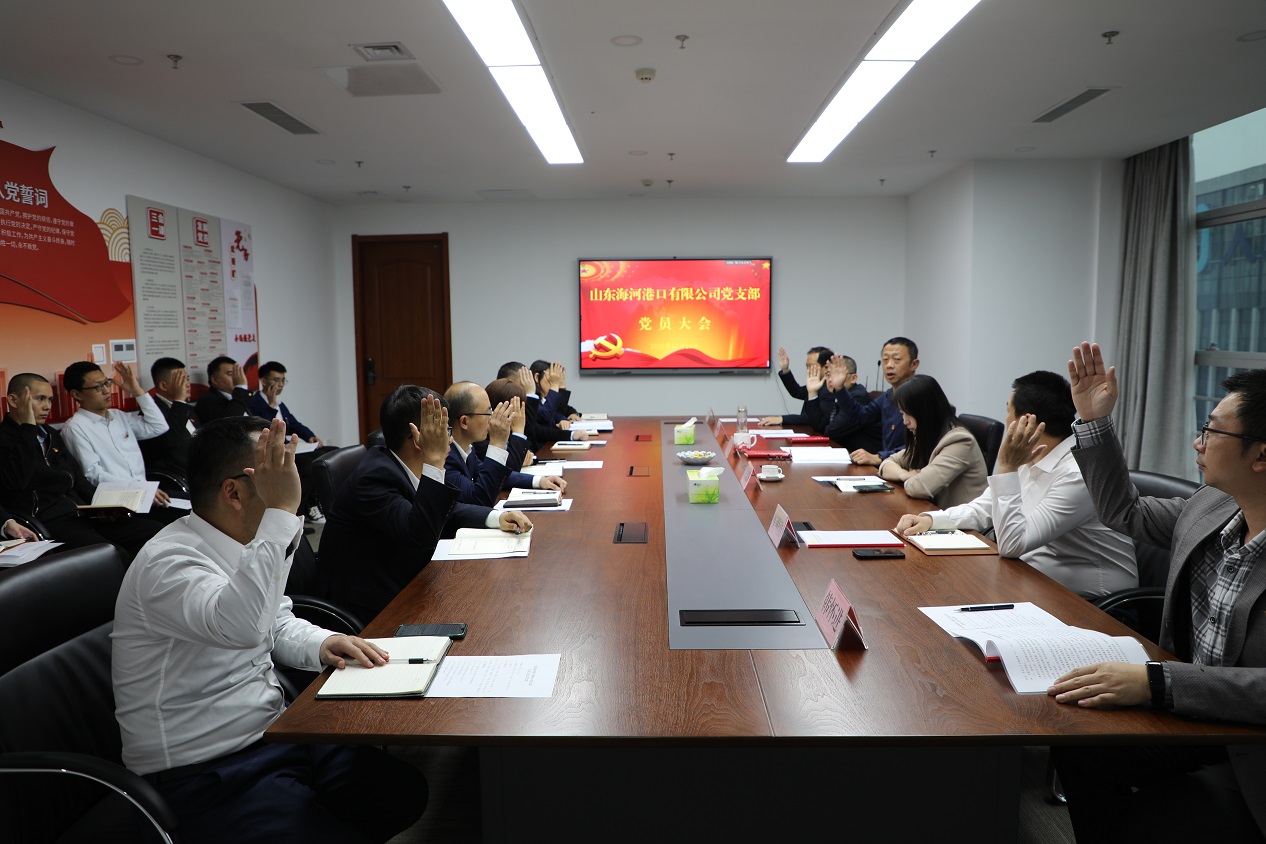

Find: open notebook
<box><xmin>316</xmin><ymin>636</ymin><xmax>452</xmax><ymax>698</ymax></box>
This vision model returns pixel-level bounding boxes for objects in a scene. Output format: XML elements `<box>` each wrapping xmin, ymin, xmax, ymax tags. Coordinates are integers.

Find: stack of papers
<box><xmin>799</xmin><ymin>530</ymin><xmax>904</xmax><ymax>548</ymax></box>
<box><xmin>0</xmin><ymin>540</ymin><xmax>64</xmax><ymax>567</ymax></box>
<box><xmin>432</xmin><ymin>528</ymin><xmax>532</xmax><ymax>561</ymax></box>
<box><xmin>520</xmin><ymin>461</ymin><xmax>566</xmax><ymax>477</ymax></box>
<box><xmin>570</xmin><ymin>419</ymin><xmax>614</xmax><ymax>433</ymax></box>
<box><xmin>784</xmin><ymin>447</ymin><xmax>852</xmax><ymax>464</ymax></box>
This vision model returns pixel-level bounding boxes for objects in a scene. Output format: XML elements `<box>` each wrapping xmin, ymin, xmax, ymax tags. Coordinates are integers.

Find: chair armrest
<box><xmin>1093</xmin><ymin>586</ymin><xmax>1166</xmax><ymax>615</ymax></box>
<box><xmin>289</xmin><ymin>594</ymin><xmax>365</xmax><ymax>635</ymax></box>
<box><xmin>146</xmin><ymin>471</ymin><xmax>191</xmax><ymax>498</ymax></box>
<box><xmin>0</xmin><ymin>751</ymin><xmax>180</xmax><ymax>841</ymax></box>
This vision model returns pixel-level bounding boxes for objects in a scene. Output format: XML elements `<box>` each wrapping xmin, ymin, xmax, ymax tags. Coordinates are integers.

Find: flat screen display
<box><xmin>579</xmin><ymin>258</ymin><xmax>771</xmax><ymax>372</ymax></box>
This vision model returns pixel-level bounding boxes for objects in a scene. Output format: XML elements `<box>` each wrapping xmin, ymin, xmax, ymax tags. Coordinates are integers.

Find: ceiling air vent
<box><xmin>239</xmin><ymin>102</ymin><xmax>319</xmax><ymax>135</ymax></box>
<box><xmin>1033</xmin><ymin>88</ymin><xmax>1112</xmax><ymax>124</ymax></box>
<box><xmin>352</xmin><ymin>42</ymin><xmax>416</xmax><ymax>62</ymax></box>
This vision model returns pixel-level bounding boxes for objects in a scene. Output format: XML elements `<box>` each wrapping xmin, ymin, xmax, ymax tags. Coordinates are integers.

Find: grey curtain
<box><xmin>1115</xmin><ymin>138</ymin><xmax>1196</xmax><ymax>479</ymax></box>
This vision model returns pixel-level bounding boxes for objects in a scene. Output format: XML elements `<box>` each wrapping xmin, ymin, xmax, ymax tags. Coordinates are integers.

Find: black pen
<box><xmin>407</xmin><ymin>658</ymin><xmax>431</xmax><ymax>664</ymax></box>
<box><xmin>924</xmin><ymin>529</ymin><xmax>960</xmax><ymax>534</ymax></box>
<box><xmin>957</xmin><ymin>604</ymin><xmax>1015</xmax><ymax>612</ymax></box>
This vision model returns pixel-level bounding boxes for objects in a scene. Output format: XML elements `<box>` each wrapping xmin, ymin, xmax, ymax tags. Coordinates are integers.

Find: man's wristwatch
<box><xmin>1145</xmin><ymin>661</ymin><xmax>1166</xmax><ymax>708</ymax></box>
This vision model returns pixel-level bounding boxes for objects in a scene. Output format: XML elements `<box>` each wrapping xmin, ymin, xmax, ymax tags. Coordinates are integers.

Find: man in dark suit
<box><xmin>530</xmin><ymin>359</ymin><xmax>581</xmax><ymax>423</ymax></box>
<box><xmin>443</xmin><ymin>381</ymin><xmax>565</xmax><ymax>506</ymax></box>
<box><xmin>496</xmin><ymin>362</ymin><xmax>587</xmax><ymax>451</ymax></box>
<box><xmin>803</xmin><ymin>354</ymin><xmax>881</xmax><ymax>453</ymax></box>
<box><xmin>195</xmin><ymin>355</ymin><xmax>252</xmax><ymax>423</ymax></box>
<box><xmin>1049</xmin><ymin>342</ymin><xmax>1266</xmax><ymax>841</ymax></box>
<box><xmin>769</xmin><ymin>344</ymin><xmax>833</xmax><ymax>403</ymax></box>
<box><xmin>317</xmin><ymin>386</ymin><xmax>533</xmax><ymax>621</ymax></box>
<box><xmin>0</xmin><ymin>373</ymin><xmax>160</xmax><ymax>559</ymax></box>
<box><xmin>140</xmin><ymin>356</ymin><xmax>197</xmax><ymax>481</ymax></box>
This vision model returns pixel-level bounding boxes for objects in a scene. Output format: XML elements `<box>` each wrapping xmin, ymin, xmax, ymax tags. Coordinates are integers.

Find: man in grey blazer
<box><xmin>1049</xmin><ymin>341</ymin><xmax>1266</xmax><ymax>842</ymax></box>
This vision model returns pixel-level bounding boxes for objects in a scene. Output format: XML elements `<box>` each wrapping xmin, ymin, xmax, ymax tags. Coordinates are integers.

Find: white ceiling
<box><xmin>3</xmin><ymin>0</ymin><xmax>1265</xmax><ymax>205</ymax></box>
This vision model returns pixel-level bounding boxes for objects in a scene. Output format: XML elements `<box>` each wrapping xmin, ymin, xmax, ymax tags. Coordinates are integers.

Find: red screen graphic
<box><xmin>579</xmin><ymin>258</ymin><xmax>771</xmax><ymax>371</ymax></box>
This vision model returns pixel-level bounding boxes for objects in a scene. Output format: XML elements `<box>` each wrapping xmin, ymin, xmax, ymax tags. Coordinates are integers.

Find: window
<box><xmin>1193</xmin><ymin>106</ymin><xmax>1266</xmax><ymax>426</ymax></box>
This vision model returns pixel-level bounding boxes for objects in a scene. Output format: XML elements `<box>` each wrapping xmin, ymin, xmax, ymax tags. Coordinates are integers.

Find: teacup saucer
<box><xmin>757</xmin><ymin>472</ymin><xmax>784</xmax><ymax>482</ymax></box>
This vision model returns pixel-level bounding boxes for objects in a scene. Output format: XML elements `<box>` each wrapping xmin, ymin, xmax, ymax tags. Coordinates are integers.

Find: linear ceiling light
<box><xmin>788</xmin><ymin>0</ymin><xmax>982</xmax><ymax>163</ymax></box>
<box><xmin>443</xmin><ymin>0</ymin><xmax>583</xmax><ymax>164</ymax></box>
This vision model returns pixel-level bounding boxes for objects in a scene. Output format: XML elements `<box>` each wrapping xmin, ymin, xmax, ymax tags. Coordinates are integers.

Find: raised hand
<box><xmin>114</xmin><ymin>361</ymin><xmax>143</xmax><ymax>396</ymax></box>
<box><xmin>488</xmin><ymin>400</ymin><xmax>513</xmax><ymax>448</ymax></box>
<box><xmin>805</xmin><ymin>363</ymin><xmax>825</xmax><ymax>394</ymax></box>
<box><xmin>508</xmin><ymin>396</ymin><xmax>526</xmax><ymax>435</ymax></box>
<box><xmin>1067</xmin><ymin>342</ymin><xmax>1117</xmax><ymax>422</ymax></box>
<box><xmin>995</xmin><ymin>414</ymin><xmax>1048</xmax><ymax>474</ymax></box>
<box><xmin>171</xmin><ymin>367</ymin><xmax>191</xmax><ymax>401</ymax></box>
<box><xmin>515</xmin><ymin>366</ymin><xmax>536</xmax><ymax>398</ymax></box>
<box><xmin>230</xmin><ymin>362</ymin><xmax>248</xmax><ymax>388</ymax></box>
<box><xmin>548</xmin><ymin>361</ymin><xmax>566</xmax><ymax>390</ymax></box>
<box><xmin>243</xmin><ymin>417</ymin><xmax>301</xmax><ymax>514</ymax></box>
<box><xmin>409</xmin><ymin>394</ymin><xmax>451</xmax><ymax>468</ymax></box>
<box><xmin>777</xmin><ymin>346</ymin><xmax>790</xmax><ymax>373</ymax></box>
<box><xmin>9</xmin><ymin>386</ymin><xmax>36</xmax><ymax>426</ymax></box>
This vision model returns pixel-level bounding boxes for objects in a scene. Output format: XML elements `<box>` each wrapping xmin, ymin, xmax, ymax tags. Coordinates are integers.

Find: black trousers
<box><xmin>1052</xmin><ymin>743</ymin><xmax>1264</xmax><ymax>842</ymax></box>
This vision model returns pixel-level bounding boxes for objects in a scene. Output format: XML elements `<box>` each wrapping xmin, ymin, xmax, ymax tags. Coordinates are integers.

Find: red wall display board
<box><xmin>0</xmin><ymin>137</ymin><xmax>258</xmax><ymax>423</ymax></box>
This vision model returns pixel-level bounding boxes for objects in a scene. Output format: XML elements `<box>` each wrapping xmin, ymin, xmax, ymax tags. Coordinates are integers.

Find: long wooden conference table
<box><xmin>268</xmin><ymin>418</ymin><xmax>1266</xmax><ymax>842</ymax></box>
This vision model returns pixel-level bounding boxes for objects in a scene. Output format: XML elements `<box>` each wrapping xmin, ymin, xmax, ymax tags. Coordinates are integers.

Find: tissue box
<box><xmin>687</xmin><ymin>469</ymin><xmax>720</xmax><ymax>504</ymax></box>
<box><xmin>674</xmin><ymin>424</ymin><xmax>695</xmax><ymax>445</ymax></box>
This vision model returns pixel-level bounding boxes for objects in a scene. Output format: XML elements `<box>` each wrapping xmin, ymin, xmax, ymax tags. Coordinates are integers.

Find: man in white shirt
<box><xmin>60</xmin><ymin>360</ymin><xmax>178</xmax><ymax>521</ymax></box>
<box><xmin>112</xmin><ymin>415</ymin><xmax>426</xmax><ymax>842</ymax></box>
<box><xmin>896</xmin><ymin>370</ymin><xmax>1137</xmax><ymax>599</ymax></box>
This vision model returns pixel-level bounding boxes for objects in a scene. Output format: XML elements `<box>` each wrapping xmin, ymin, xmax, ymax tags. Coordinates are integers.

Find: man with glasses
<box><xmin>61</xmin><ymin>360</ymin><xmax>181</xmax><ymax>523</ymax></box>
<box><xmin>1049</xmin><ymin>342</ymin><xmax>1266</xmax><ymax>842</ymax></box>
<box><xmin>0</xmin><ymin>372</ymin><xmax>162</xmax><ymax>558</ymax></box>
<box><xmin>443</xmin><ymin>381</ymin><xmax>565</xmax><ymax>506</ymax></box>
<box><xmin>249</xmin><ymin>361</ymin><xmax>336</xmax><ymax>522</ymax></box>
<box><xmin>318</xmin><ymin>386</ymin><xmax>533</xmax><ymax>621</ymax></box>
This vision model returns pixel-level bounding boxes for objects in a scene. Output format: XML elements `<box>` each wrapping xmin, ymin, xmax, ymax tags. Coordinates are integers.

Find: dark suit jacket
<box><xmin>317</xmin><ymin>445</ymin><xmax>493</xmax><ymax>621</ymax></box>
<box><xmin>524</xmin><ymin>395</ymin><xmax>570</xmax><ymax>452</ymax></box>
<box><xmin>778</xmin><ymin>369</ymin><xmax>808</xmax><ymax>402</ymax></box>
<box><xmin>444</xmin><ymin>437</ymin><xmax>531</xmax><ymax>507</ymax></box>
<box><xmin>1075</xmin><ymin>428</ymin><xmax>1266</xmax><ymax>833</ymax></box>
<box><xmin>140</xmin><ymin>395</ymin><xmax>196</xmax><ymax>478</ymax></box>
<box><xmin>803</xmin><ymin>384</ymin><xmax>881</xmax><ymax>453</ymax></box>
<box><xmin>0</xmin><ymin>416</ymin><xmax>95</xmax><ymax>523</ymax></box>
<box><xmin>195</xmin><ymin>386</ymin><xmax>252</xmax><ymax>424</ymax></box>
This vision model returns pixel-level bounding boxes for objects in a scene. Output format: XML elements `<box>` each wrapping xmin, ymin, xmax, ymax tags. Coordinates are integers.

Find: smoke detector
<box><xmin>635</xmin><ymin>67</ymin><xmax>656</xmax><ymax>83</ymax></box>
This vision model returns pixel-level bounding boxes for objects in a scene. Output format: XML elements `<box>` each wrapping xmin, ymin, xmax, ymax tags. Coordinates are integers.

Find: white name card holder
<box><xmin>739</xmin><ymin>463</ymin><xmax>762</xmax><ymax>492</ymax></box>
<box><xmin>766</xmin><ymin>504</ymin><xmax>803</xmax><ymax>548</ymax></box>
<box><xmin>814</xmin><ymin>578</ymin><xmax>868</xmax><ymax>650</ymax></box>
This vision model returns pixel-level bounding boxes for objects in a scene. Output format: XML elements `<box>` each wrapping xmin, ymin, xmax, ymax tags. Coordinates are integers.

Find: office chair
<box><xmin>147</xmin><ymin>469</ymin><xmax>191</xmax><ymax>499</ymax></box>
<box><xmin>957</xmin><ymin>413</ymin><xmax>1005</xmax><ymax>473</ymax></box>
<box><xmin>0</xmin><ymin>546</ymin><xmax>180</xmax><ymax>842</ymax></box>
<box><xmin>276</xmin><ymin>582</ymin><xmax>367</xmax><ymax>702</ymax></box>
<box><xmin>1049</xmin><ymin>469</ymin><xmax>1201</xmax><ymax>803</ymax></box>
<box><xmin>312</xmin><ymin>444</ymin><xmax>366</xmax><ymax>516</ymax></box>
<box><xmin>8</xmin><ymin>513</ymin><xmax>50</xmax><ymax>540</ymax></box>
<box><xmin>0</xmin><ymin>543</ymin><xmax>125</xmax><ymax>676</ymax></box>
<box><xmin>365</xmin><ymin>428</ymin><xmax>386</xmax><ymax>448</ymax></box>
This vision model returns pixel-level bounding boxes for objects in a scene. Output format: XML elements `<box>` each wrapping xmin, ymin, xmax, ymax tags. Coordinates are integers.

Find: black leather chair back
<box><xmin>0</xmin><ymin>544</ymin><xmax>124</xmax><ymax>676</ymax></box>
<box><xmin>312</xmin><ymin>444</ymin><xmax>367</xmax><ymax>516</ymax></box>
<box><xmin>366</xmin><ymin>429</ymin><xmax>386</xmax><ymax>448</ymax></box>
<box><xmin>1128</xmin><ymin>470</ymin><xmax>1202</xmax><ymax>589</ymax></box>
<box><xmin>958</xmin><ymin>413</ymin><xmax>1005</xmax><ymax>473</ymax></box>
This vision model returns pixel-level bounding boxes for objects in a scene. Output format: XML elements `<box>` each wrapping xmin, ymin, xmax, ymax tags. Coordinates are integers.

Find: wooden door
<box><xmin>352</xmin><ymin>234</ymin><xmax>452</xmax><ymax>442</ymax></box>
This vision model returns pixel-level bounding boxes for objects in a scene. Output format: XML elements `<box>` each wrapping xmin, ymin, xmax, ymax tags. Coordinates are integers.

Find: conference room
<box><xmin>2</xmin><ymin>1</ymin><xmax>1265</xmax><ymax>842</ymax></box>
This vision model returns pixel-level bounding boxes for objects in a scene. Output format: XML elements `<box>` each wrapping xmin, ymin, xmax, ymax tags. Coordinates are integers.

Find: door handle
<box><xmin>365</xmin><ymin>357</ymin><xmax>377</xmax><ymax>386</ymax></box>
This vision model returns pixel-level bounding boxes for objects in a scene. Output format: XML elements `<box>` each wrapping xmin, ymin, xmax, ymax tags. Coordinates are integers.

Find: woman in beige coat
<box><xmin>877</xmin><ymin>374</ymin><xmax>988</xmax><ymax>508</ymax></box>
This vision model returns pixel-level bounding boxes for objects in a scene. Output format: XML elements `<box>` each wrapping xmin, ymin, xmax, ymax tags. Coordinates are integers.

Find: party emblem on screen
<box><xmin>589</xmin><ymin>333</ymin><xmax>625</xmax><ymax>361</ymax></box>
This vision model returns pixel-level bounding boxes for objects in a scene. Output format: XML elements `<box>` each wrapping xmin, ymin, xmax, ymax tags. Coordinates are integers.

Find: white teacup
<box><xmin>731</xmin><ymin>432</ymin><xmax>757</xmax><ymax>448</ymax></box>
<box><xmin>759</xmin><ymin>464</ymin><xmax>784</xmax><ymax>479</ymax></box>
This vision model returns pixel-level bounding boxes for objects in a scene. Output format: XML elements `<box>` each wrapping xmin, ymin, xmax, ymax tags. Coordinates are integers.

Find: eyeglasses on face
<box><xmin>78</xmin><ymin>379</ymin><xmax>116</xmax><ymax>394</ymax></box>
<box><xmin>1200</xmin><ymin>424</ymin><xmax>1263</xmax><ymax>446</ymax></box>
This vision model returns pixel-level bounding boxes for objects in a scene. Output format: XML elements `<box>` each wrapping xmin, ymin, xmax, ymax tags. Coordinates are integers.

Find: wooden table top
<box><xmin>267</xmin><ymin>418</ymin><xmax>1266</xmax><ymax>747</ymax></box>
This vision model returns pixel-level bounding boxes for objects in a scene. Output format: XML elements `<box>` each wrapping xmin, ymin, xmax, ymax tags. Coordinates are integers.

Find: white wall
<box><xmin>331</xmin><ymin>197</ymin><xmax>908</xmax><ymax>439</ymax></box>
<box><xmin>0</xmin><ymin>78</ymin><xmax>338</xmax><ymax>437</ymax></box>
<box><xmin>906</xmin><ymin>160</ymin><xmax>1124</xmax><ymax>420</ymax></box>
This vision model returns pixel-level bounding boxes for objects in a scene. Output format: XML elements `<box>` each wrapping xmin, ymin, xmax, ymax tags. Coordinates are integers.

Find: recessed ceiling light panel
<box><xmin>442</xmin><ymin>0</ymin><xmax>539</xmax><ymax>66</ymax></box>
<box><xmin>490</xmin><ymin>65</ymin><xmax>583</xmax><ymax>164</ymax></box>
<box><xmin>866</xmin><ymin>0</ymin><xmax>983</xmax><ymax>62</ymax></box>
<box><xmin>788</xmin><ymin>61</ymin><xmax>913</xmax><ymax>163</ymax></box>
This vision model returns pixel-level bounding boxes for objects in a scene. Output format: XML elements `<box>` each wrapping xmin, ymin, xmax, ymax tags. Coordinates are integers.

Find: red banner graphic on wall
<box><xmin>0</xmin><ymin>139</ymin><xmax>130</xmax><ymax>324</ymax></box>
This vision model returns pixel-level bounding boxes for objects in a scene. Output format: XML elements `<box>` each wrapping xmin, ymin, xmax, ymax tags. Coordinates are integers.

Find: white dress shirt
<box><xmin>927</xmin><ymin>436</ymin><xmax>1137</xmax><ymax>598</ymax></box>
<box><xmin>62</xmin><ymin>392</ymin><xmax>169</xmax><ymax>485</ymax></box>
<box><xmin>112</xmin><ymin>509</ymin><xmax>332</xmax><ymax>775</ymax></box>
